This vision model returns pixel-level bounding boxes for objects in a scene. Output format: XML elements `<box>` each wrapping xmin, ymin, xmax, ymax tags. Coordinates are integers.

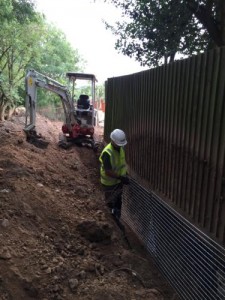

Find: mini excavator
<box><xmin>24</xmin><ymin>69</ymin><xmax>98</xmax><ymax>149</ymax></box>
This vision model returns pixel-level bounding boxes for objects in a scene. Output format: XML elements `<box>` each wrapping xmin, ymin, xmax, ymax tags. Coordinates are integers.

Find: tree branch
<box><xmin>0</xmin><ymin>46</ymin><xmax>12</xmax><ymax>63</ymax></box>
<box><xmin>205</xmin><ymin>0</ymin><xmax>214</xmax><ymax>12</ymax></box>
<box><xmin>186</xmin><ymin>0</ymin><xmax>223</xmax><ymax>46</ymax></box>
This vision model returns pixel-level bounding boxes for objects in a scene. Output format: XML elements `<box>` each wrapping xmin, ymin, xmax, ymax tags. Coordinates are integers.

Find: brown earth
<box><xmin>0</xmin><ymin>114</ymin><xmax>178</xmax><ymax>300</ymax></box>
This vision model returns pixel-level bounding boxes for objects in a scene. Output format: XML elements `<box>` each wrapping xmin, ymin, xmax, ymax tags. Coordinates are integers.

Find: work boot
<box><xmin>111</xmin><ymin>208</ymin><xmax>121</xmax><ymax>220</ymax></box>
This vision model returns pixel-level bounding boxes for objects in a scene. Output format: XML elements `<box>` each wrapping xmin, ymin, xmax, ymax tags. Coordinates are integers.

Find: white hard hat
<box><xmin>110</xmin><ymin>129</ymin><xmax>127</xmax><ymax>146</ymax></box>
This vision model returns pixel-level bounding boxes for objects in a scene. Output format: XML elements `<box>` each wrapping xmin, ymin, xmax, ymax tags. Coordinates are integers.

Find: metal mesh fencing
<box><xmin>122</xmin><ymin>178</ymin><xmax>225</xmax><ymax>300</ymax></box>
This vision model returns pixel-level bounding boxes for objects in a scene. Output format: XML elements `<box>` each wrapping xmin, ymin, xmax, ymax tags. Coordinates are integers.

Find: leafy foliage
<box><xmin>0</xmin><ymin>0</ymin><xmax>13</xmax><ymax>21</ymax></box>
<box><xmin>104</xmin><ymin>0</ymin><xmax>225</xmax><ymax>66</ymax></box>
<box><xmin>11</xmin><ymin>0</ymin><xmax>38</xmax><ymax>24</ymax></box>
<box><xmin>0</xmin><ymin>0</ymin><xmax>85</xmax><ymax>119</ymax></box>
<box><xmin>32</xmin><ymin>23</ymin><xmax>85</xmax><ymax>80</ymax></box>
<box><xmin>29</xmin><ymin>21</ymin><xmax>85</xmax><ymax>108</ymax></box>
<box><xmin>72</xmin><ymin>83</ymin><xmax>105</xmax><ymax>104</ymax></box>
<box><xmin>0</xmin><ymin>0</ymin><xmax>43</xmax><ymax>118</ymax></box>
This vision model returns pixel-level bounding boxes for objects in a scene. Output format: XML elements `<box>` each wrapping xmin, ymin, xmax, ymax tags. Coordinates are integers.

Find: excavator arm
<box><xmin>24</xmin><ymin>69</ymin><xmax>76</xmax><ymax>134</ymax></box>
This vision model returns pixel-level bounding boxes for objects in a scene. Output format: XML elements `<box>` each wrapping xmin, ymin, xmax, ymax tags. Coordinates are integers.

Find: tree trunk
<box><xmin>0</xmin><ymin>103</ymin><xmax>7</xmax><ymax>121</ymax></box>
<box><xmin>218</xmin><ymin>0</ymin><xmax>225</xmax><ymax>45</ymax></box>
<box><xmin>164</xmin><ymin>55</ymin><xmax>168</xmax><ymax>65</ymax></box>
<box><xmin>169</xmin><ymin>53</ymin><xmax>176</xmax><ymax>63</ymax></box>
<box><xmin>187</xmin><ymin>0</ymin><xmax>225</xmax><ymax>47</ymax></box>
<box><xmin>6</xmin><ymin>105</ymin><xmax>15</xmax><ymax>120</ymax></box>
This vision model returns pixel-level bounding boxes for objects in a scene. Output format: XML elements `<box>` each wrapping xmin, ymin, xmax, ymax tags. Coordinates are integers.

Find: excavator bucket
<box><xmin>25</xmin><ymin>130</ymin><xmax>49</xmax><ymax>149</ymax></box>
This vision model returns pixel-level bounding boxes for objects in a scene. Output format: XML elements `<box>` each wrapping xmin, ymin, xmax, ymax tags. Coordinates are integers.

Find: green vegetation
<box><xmin>104</xmin><ymin>0</ymin><xmax>225</xmax><ymax>66</ymax></box>
<box><xmin>0</xmin><ymin>0</ymin><xmax>84</xmax><ymax>120</ymax></box>
<box><xmin>72</xmin><ymin>84</ymin><xmax>105</xmax><ymax>102</ymax></box>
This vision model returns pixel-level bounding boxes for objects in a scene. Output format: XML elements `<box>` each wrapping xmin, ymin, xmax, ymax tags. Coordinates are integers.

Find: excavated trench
<box><xmin>0</xmin><ymin>114</ymin><xmax>179</xmax><ymax>300</ymax></box>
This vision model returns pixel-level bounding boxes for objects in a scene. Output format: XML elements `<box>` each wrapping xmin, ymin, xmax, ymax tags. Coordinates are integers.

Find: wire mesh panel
<box><xmin>122</xmin><ymin>179</ymin><xmax>225</xmax><ymax>300</ymax></box>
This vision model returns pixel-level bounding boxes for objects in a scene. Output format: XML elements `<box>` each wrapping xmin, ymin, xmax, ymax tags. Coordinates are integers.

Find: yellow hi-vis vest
<box><xmin>99</xmin><ymin>143</ymin><xmax>127</xmax><ymax>186</ymax></box>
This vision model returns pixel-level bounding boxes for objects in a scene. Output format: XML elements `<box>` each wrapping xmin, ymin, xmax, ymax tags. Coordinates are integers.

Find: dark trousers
<box><xmin>102</xmin><ymin>183</ymin><xmax>123</xmax><ymax>211</ymax></box>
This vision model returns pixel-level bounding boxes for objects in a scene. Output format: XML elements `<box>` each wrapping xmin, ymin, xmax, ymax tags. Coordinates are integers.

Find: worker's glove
<box><xmin>119</xmin><ymin>175</ymin><xmax>130</xmax><ymax>185</ymax></box>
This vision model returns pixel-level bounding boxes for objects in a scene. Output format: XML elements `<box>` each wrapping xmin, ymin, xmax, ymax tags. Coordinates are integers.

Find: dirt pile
<box><xmin>0</xmin><ymin>114</ymin><xmax>178</xmax><ymax>300</ymax></box>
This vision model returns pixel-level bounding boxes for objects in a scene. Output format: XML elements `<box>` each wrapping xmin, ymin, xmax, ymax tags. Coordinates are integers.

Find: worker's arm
<box><xmin>102</xmin><ymin>152</ymin><xmax>129</xmax><ymax>184</ymax></box>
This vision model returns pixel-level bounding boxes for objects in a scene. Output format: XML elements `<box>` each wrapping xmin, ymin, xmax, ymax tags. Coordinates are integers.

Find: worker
<box><xmin>99</xmin><ymin>129</ymin><xmax>130</xmax><ymax>220</ymax></box>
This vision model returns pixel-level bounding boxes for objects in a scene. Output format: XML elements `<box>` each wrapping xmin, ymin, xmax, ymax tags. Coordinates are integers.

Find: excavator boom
<box><xmin>25</xmin><ymin>69</ymin><xmax>76</xmax><ymax>133</ymax></box>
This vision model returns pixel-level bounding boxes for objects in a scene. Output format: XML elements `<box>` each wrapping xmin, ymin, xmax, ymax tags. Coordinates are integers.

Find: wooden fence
<box><xmin>104</xmin><ymin>47</ymin><xmax>225</xmax><ymax>245</ymax></box>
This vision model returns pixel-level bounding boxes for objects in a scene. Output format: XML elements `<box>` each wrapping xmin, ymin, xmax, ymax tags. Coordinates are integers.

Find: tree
<box><xmin>11</xmin><ymin>0</ymin><xmax>38</xmax><ymax>23</ymax></box>
<box><xmin>30</xmin><ymin>21</ymin><xmax>85</xmax><ymax>108</ymax></box>
<box><xmin>0</xmin><ymin>1</ymin><xmax>85</xmax><ymax>119</ymax></box>
<box><xmin>104</xmin><ymin>0</ymin><xmax>225</xmax><ymax>66</ymax></box>
<box><xmin>32</xmin><ymin>23</ymin><xmax>85</xmax><ymax>80</ymax></box>
<box><xmin>72</xmin><ymin>83</ymin><xmax>105</xmax><ymax>103</ymax></box>
<box><xmin>187</xmin><ymin>0</ymin><xmax>225</xmax><ymax>46</ymax></box>
<box><xmin>0</xmin><ymin>0</ymin><xmax>40</xmax><ymax>119</ymax></box>
<box><xmin>96</xmin><ymin>84</ymin><xmax>105</xmax><ymax>100</ymax></box>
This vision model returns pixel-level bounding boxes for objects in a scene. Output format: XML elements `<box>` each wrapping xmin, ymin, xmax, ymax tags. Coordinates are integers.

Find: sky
<box><xmin>34</xmin><ymin>0</ymin><xmax>148</xmax><ymax>83</ymax></box>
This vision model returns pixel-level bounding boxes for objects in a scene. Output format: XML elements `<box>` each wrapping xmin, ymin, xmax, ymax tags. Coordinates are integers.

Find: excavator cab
<box><xmin>66</xmin><ymin>72</ymin><xmax>97</xmax><ymax>125</ymax></box>
<box><xmin>66</xmin><ymin>71</ymin><xmax>97</xmax><ymax>129</ymax></box>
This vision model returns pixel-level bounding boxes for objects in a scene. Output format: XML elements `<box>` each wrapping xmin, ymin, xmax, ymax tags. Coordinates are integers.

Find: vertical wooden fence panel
<box><xmin>162</xmin><ymin>66</ymin><xmax>170</xmax><ymax>194</ymax></box>
<box><xmin>198</xmin><ymin>50</ymin><xmax>214</xmax><ymax>227</ymax></box>
<box><xmin>158</xmin><ymin>66</ymin><xmax>166</xmax><ymax>193</ymax></box>
<box><xmin>104</xmin><ymin>47</ymin><xmax>225</xmax><ymax>245</ymax></box>
<box><xmin>164</xmin><ymin>64</ymin><xmax>173</xmax><ymax>196</ymax></box>
<box><xmin>184</xmin><ymin>55</ymin><xmax>197</xmax><ymax>214</ymax></box>
<box><xmin>154</xmin><ymin>67</ymin><xmax>160</xmax><ymax>189</ymax></box>
<box><xmin>189</xmin><ymin>54</ymin><xmax>202</xmax><ymax>219</ymax></box>
<box><xmin>146</xmin><ymin>70</ymin><xmax>153</xmax><ymax>183</ymax></box>
<box><xmin>203</xmin><ymin>48</ymin><xmax>220</xmax><ymax>232</ymax></box>
<box><xmin>172</xmin><ymin>61</ymin><xmax>181</xmax><ymax>204</ymax></box>
<box><xmin>174</xmin><ymin>60</ymin><xmax>185</xmax><ymax>207</ymax></box>
<box><xmin>210</xmin><ymin>48</ymin><xmax>225</xmax><ymax>235</ymax></box>
<box><xmin>218</xmin><ymin>152</ymin><xmax>225</xmax><ymax>241</ymax></box>
<box><xmin>159</xmin><ymin>65</ymin><xmax>167</xmax><ymax>194</ymax></box>
<box><xmin>179</xmin><ymin>58</ymin><xmax>191</xmax><ymax>211</ymax></box>
<box><xmin>192</xmin><ymin>53</ymin><xmax>207</xmax><ymax>224</ymax></box>
<box><xmin>169</xmin><ymin>63</ymin><xmax>177</xmax><ymax>199</ymax></box>
<box><xmin>140</xmin><ymin>71</ymin><xmax>147</xmax><ymax>179</ymax></box>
